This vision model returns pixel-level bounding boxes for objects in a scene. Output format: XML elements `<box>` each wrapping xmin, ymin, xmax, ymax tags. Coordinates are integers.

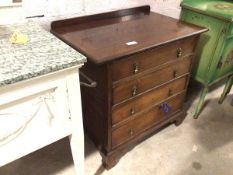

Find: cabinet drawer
<box><xmin>0</xmin><ymin>79</ymin><xmax>72</xmax><ymax>166</ymax></box>
<box><xmin>112</xmin><ymin>76</ymin><xmax>188</xmax><ymax>125</ymax></box>
<box><xmin>112</xmin><ymin>58</ymin><xmax>191</xmax><ymax>105</ymax></box>
<box><xmin>112</xmin><ymin>37</ymin><xmax>196</xmax><ymax>81</ymax></box>
<box><xmin>112</xmin><ymin>93</ymin><xmax>185</xmax><ymax>148</ymax></box>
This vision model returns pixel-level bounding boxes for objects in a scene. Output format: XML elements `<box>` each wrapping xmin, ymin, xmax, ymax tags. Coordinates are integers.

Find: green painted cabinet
<box><xmin>180</xmin><ymin>0</ymin><xmax>233</xmax><ymax>118</ymax></box>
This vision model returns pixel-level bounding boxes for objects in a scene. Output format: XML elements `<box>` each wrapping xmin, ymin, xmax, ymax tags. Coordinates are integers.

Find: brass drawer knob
<box><xmin>129</xmin><ymin>129</ymin><xmax>134</xmax><ymax>136</ymax></box>
<box><xmin>168</xmin><ymin>89</ymin><xmax>173</xmax><ymax>96</ymax></box>
<box><xmin>130</xmin><ymin>108</ymin><xmax>135</xmax><ymax>115</ymax></box>
<box><xmin>177</xmin><ymin>48</ymin><xmax>182</xmax><ymax>58</ymax></box>
<box><xmin>132</xmin><ymin>86</ymin><xmax>138</xmax><ymax>96</ymax></box>
<box><xmin>133</xmin><ymin>63</ymin><xmax>139</xmax><ymax>74</ymax></box>
<box><xmin>173</xmin><ymin>70</ymin><xmax>178</xmax><ymax>78</ymax></box>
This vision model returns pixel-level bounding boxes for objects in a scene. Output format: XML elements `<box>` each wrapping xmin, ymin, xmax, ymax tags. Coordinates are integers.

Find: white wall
<box><xmin>152</xmin><ymin>0</ymin><xmax>182</xmax><ymax>19</ymax></box>
<box><xmin>0</xmin><ymin>0</ymin><xmax>182</xmax><ymax>27</ymax></box>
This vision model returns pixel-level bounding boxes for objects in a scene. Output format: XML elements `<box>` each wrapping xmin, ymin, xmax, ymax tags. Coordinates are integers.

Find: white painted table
<box><xmin>0</xmin><ymin>22</ymin><xmax>86</xmax><ymax>175</ymax></box>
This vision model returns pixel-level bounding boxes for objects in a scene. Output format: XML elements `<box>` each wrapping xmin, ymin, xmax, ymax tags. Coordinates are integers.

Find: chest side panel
<box><xmin>80</xmin><ymin>61</ymin><xmax>112</xmax><ymax>151</ymax></box>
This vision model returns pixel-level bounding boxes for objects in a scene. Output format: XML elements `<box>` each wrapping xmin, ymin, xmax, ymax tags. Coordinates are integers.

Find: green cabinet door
<box><xmin>181</xmin><ymin>9</ymin><xmax>226</xmax><ymax>84</ymax></box>
<box><xmin>215</xmin><ymin>28</ymin><xmax>233</xmax><ymax>80</ymax></box>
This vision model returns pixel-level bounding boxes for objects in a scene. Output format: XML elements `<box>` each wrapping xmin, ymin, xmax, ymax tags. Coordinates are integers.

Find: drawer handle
<box><xmin>168</xmin><ymin>89</ymin><xmax>173</xmax><ymax>96</ymax></box>
<box><xmin>160</xmin><ymin>103</ymin><xmax>172</xmax><ymax>114</ymax></box>
<box><xmin>79</xmin><ymin>71</ymin><xmax>97</xmax><ymax>88</ymax></box>
<box><xmin>132</xmin><ymin>86</ymin><xmax>138</xmax><ymax>96</ymax></box>
<box><xmin>133</xmin><ymin>63</ymin><xmax>139</xmax><ymax>74</ymax></box>
<box><xmin>130</xmin><ymin>108</ymin><xmax>135</xmax><ymax>115</ymax></box>
<box><xmin>173</xmin><ymin>70</ymin><xmax>178</xmax><ymax>78</ymax></box>
<box><xmin>129</xmin><ymin>129</ymin><xmax>134</xmax><ymax>136</ymax></box>
<box><xmin>177</xmin><ymin>48</ymin><xmax>182</xmax><ymax>58</ymax></box>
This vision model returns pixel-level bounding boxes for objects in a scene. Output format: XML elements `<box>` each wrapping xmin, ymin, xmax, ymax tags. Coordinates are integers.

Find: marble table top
<box><xmin>0</xmin><ymin>22</ymin><xmax>86</xmax><ymax>87</ymax></box>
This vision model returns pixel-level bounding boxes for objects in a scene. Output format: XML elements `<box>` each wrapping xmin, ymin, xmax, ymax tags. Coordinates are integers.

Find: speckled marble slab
<box><xmin>0</xmin><ymin>22</ymin><xmax>86</xmax><ymax>87</ymax></box>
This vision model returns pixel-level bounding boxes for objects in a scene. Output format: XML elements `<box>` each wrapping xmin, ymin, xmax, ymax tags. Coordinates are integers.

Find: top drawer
<box><xmin>112</xmin><ymin>37</ymin><xmax>197</xmax><ymax>82</ymax></box>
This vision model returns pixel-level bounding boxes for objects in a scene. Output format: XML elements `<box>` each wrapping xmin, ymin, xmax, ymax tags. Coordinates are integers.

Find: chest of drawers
<box><xmin>181</xmin><ymin>0</ymin><xmax>233</xmax><ymax>118</ymax></box>
<box><xmin>51</xmin><ymin>6</ymin><xmax>206</xmax><ymax>169</ymax></box>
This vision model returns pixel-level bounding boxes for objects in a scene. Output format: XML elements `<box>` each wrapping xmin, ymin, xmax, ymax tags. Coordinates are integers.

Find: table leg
<box><xmin>193</xmin><ymin>86</ymin><xmax>208</xmax><ymax>119</ymax></box>
<box><xmin>219</xmin><ymin>75</ymin><xmax>233</xmax><ymax>104</ymax></box>
<box><xmin>66</xmin><ymin>71</ymin><xmax>84</xmax><ymax>175</ymax></box>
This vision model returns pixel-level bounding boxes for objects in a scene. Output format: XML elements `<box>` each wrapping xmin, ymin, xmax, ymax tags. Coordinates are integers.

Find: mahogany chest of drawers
<box><xmin>51</xmin><ymin>6</ymin><xmax>207</xmax><ymax>169</ymax></box>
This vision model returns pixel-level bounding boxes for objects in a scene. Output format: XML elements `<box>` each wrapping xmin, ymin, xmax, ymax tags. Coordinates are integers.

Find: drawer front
<box><xmin>112</xmin><ymin>58</ymin><xmax>191</xmax><ymax>105</ymax></box>
<box><xmin>112</xmin><ymin>76</ymin><xmax>188</xmax><ymax>125</ymax></box>
<box><xmin>112</xmin><ymin>93</ymin><xmax>185</xmax><ymax>148</ymax></box>
<box><xmin>112</xmin><ymin>37</ymin><xmax>196</xmax><ymax>81</ymax></box>
<box><xmin>0</xmin><ymin>78</ymin><xmax>73</xmax><ymax>166</ymax></box>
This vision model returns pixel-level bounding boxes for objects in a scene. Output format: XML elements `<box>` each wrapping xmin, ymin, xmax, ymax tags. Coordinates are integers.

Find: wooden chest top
<box><xmin>51</xmin><ymin>6</ymin><xmax>206</xmax><ymax>64</ymax></box>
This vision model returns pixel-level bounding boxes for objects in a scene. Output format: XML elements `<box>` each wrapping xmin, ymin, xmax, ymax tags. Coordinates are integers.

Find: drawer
<box><xmin>112</xmin><ymin>37</ymin><xmax>196</xmax><ymax>81</ymax></box>
<box><xmin>112</xmin><ymin>76</ymin><xmax>188</xmax><ymax>125</ymax></box>
<box><xmin>0</xmin><ymin>80</ymin><xmax>72</xmax><ymax>166</ymax></box>
<box><xmin>112</xmin><ymin>58</ymin><xmax>191</xmax><ymax>105</ymax></box>
<box><xmin>112</xmin><ymin>93</ymin><xmax>185</xmax><ymax>148</ymax></box>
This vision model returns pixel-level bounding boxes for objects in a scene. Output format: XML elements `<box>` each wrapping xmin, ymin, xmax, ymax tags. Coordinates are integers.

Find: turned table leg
<box><xmin>193</xmin><ymin>86</ymin><xmax>208</xmax><ymax>119</ymax></box>
<box><xmin>219</xmin><ymin>75</ymin><xmax>233</xmax><ymax>104</ymax></box>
